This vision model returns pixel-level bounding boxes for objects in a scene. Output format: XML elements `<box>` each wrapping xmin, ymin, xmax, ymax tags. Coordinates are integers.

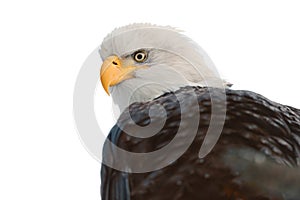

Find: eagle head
<box><xmin>99</xmin><ymin>23</ymin><xmax>224</xmax><ymax>112</ymax></box>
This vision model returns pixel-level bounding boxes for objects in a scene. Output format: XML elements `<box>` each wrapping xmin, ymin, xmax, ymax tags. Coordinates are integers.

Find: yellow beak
<box><xmin>100</xmin><ymin>56</ymin><xmax>137</xmax><ymax>95</ymax></box>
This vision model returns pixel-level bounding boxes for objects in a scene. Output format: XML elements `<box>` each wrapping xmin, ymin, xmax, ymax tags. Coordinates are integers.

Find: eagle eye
<box><xmin>133</xmin><ymin>50</ymin><xmax>147</xmax><ymax>63</ymax></box>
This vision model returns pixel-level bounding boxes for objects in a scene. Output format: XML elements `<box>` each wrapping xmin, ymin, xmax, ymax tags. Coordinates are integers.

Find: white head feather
<box><xmin>100</xmin><ymin>23</ymin><xmax>226</xmax><ymax>113</ymax></box>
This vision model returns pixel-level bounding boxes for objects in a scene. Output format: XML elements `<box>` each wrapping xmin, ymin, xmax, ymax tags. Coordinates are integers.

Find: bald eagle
<box><xmin>99</xmin><ymin>24</ymin><xmax>300</xmax><ymax>200</ymax></box>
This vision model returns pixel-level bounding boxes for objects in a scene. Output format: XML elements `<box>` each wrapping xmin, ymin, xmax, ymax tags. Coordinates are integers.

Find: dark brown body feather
<box><xmin>101</xmin><ymin>86</ymin><xmax>300</xmax><ymax>200</ymax></box>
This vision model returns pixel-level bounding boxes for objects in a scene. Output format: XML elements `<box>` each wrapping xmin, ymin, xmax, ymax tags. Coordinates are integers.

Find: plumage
<box><xmin>99</xmin><ymin>24</ymin><xmax>300</xmax><ymax>200</ymax></box>
<box><xmin>101</xmin><ymin>86</ymin><xmax>300</xmax><ymax>200</ymax></box>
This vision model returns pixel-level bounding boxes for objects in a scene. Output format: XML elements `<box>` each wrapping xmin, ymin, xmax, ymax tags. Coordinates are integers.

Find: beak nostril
<box><xmin>112</xmin><ymin>61</ymin><xmax>118</xmax><ymax>65</ymax></box>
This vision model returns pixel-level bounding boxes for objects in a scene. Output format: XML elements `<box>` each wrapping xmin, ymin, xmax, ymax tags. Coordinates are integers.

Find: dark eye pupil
<box><xmin>136</xmin><ymin>54</ymin><xmax>143</xmax><ymax>60</ymax></box>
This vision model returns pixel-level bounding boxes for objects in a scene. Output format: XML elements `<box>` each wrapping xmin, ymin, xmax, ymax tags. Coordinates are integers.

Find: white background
<box><xmin>0</xmin><ymin>0</ymin><xmax>299</xmax><ymax>199</ymax></box>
